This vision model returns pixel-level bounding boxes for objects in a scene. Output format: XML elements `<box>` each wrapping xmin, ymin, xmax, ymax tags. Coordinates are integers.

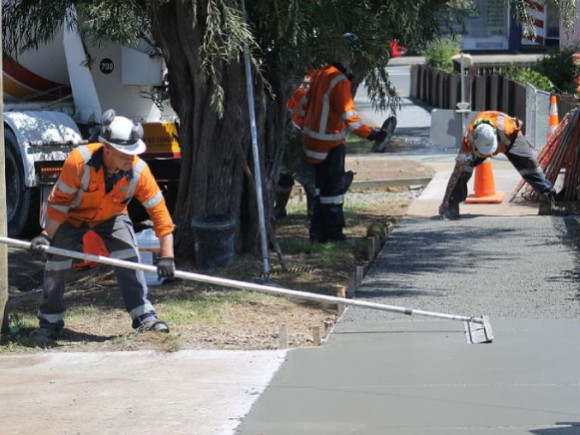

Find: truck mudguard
<box><xmin>4</xmin><ymin>111</ymin><xmax>84</xmax><ymax>187</ymax></box>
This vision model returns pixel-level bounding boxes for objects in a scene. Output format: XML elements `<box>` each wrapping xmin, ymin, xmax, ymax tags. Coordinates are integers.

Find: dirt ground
<box><xmin>3</xmin><ymin>158</ymin><xmax>433</xmax><ymax>353</ymax></box>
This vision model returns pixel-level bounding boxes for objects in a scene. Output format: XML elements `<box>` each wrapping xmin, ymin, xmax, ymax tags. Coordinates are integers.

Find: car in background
<box><xmin>389</xmin><ymin>40</ymin><xmax>407</xmax><ymax>57</ymax></box>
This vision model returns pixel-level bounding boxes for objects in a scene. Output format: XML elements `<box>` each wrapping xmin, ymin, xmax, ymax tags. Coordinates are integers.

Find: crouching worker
<box><xmin>439</xmin><ymin>110</ymin><xmax>562</xmax><ymax>219</ymax></box>
<box><xmin>28</xmin><ymin>109</ymin><xmax>176</xmax><ymax>342</ymax></box>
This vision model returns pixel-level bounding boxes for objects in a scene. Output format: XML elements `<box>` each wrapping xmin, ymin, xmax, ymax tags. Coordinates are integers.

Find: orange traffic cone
<box><xmin>465</xmin><ymin>160</ymin><xmax>506</xmax><ymax>204</ymax></box>
<box><xmin>74</xmin><ymin>230</ymin><xmax>109</xmax><ymax>270</ymax></box>
<box><xmin>547</xmin><ymin>94</ymin><xmax>558</xmax><ymax>138</ymax></box>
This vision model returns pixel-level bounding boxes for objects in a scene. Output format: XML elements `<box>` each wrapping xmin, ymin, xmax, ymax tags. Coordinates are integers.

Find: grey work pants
<box><xmin>38</xmin><ymin>214</ymin><xmax>158</xmax><ymax>330</ymax></box>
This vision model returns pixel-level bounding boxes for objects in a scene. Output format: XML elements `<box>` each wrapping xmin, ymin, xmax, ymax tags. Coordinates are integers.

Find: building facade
<box><xmin>456</xmin><ymin>0</ymin><xmax>560</xmax><ymax>51</ymax></box>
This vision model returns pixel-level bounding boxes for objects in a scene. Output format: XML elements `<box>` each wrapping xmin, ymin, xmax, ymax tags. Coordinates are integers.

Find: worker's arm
<box><xmin>335</xmin><ymin>79</ymin><xmax>374</xmax><ymax>140</ymax></box>
<box><xmin>439</xmin><ymin>138</ymin><xmax>473</xmax><ymax>216</ymax></box>
<box><xmin>159</xmin><ymin>233</ymin><xmax>174</xmax><ymax>258</ymax></box>
<box><xmin>42</xmin><ymin>219</ymin><xmax>62</xmax><ymax>240</ymax></box>
<box><xmin>134</xmin><ymin>162</ymin><xmax>176</xmax><ymax>278</ymax></box>
<box><xmin>439</xmin><ymin>159</ymin><xmax>470</xmax><ymax>216</ymax></box>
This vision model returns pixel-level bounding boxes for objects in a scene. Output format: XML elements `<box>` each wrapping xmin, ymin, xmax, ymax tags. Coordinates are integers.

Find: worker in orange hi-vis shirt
<box><xmin>439</xmin><ymin>110</ymin><xmax>562</xmax><ymax>219</ymax></box>
<box><xmin>27</xmin><ymin>109</ymin><xmax>175</xmax><ymax>343</ymax></box>
<box><xmin>295</xmin><ymin>33</ymin><xmax>386</xmax><ymax>242</ymax></box>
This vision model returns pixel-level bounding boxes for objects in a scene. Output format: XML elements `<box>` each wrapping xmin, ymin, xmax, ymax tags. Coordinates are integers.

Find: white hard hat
<box><xmin>472</xmin><ymin>122</ymin><xmax>498</xmax><ymax>156</ymax></box>
<box><xmin>98</xmin><ymin>109</ymin><xmax>146</xmax><ymax>155</ymax></box>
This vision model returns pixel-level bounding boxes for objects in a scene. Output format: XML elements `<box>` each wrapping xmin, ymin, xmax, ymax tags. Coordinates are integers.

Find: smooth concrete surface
<box><xmin>0</xmin><ymin>349</ymin><xmax>287</xmax><ymax>435</ymax></box>
<box><xmin>237</xmin><ymin>64</ymin><xmax>580</xmax><ymax>434</ymax></box>
<box><xmin>237</xmin><ymin>184</ymin><xmax>580</xmax><ymax>434</ymax></box>
<box><xmin>238</xmin><ymin>319</ymin><xmax>580</xmax><ymax>435</ymax></box>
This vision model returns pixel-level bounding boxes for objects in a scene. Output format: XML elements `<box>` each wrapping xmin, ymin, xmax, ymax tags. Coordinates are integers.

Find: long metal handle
<box><xmin>0</xmin><ymin>236</ymin><xmax>484</xmax><ymax>325</ymax></box>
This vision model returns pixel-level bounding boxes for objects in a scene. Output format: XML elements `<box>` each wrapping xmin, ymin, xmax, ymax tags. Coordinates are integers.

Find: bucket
<box><xmin>191</xmin><ymin>215</ymin><xmax>236</xmax><ymax>269</ymax></box>
<box><xmin>136</xmin><ymin>228</ymin><xmax>164</xmax><ymax>286</ymax></box>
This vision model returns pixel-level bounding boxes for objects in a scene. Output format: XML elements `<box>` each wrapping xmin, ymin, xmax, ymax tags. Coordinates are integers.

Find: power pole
<box><xmin>0</xmin><ymin>0</ymin><xmax>9</xmax><ymax>333</ymax></box>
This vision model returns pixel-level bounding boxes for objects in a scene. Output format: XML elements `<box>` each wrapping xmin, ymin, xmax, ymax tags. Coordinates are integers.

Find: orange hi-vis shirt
<box><xmin>300</xmin><ymin>64</ymin><xmax>373</xmax><ymax>163</ymax></box>
<box><xmin>46</xmin><ymin>143</ymin><xmax>174</xmax><ymax>237</ymax></box>
<box><xmin>459</xmin><ymin>110</ymin><xmax>522</xmax><ymax>161</ymax></box>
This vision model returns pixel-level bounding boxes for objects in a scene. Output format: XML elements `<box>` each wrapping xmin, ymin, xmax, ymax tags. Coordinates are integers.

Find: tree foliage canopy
<box><xmin>5</xmin><ymin>0</ymin><xmax>576</xmax><ymax>115</ymax></box>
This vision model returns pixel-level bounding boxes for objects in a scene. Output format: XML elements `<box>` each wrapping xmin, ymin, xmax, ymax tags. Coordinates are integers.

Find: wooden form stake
<box><xmin>279</xmin><ymin>324</ymin><xmax>288</xmax><ymax>349</ymax></box>
<box><xmin>336</xmin><ymin>286</ymin><xmax>346</xmax><ymax>316</ymax></box>
<box><xmin>312</xmin><ymin>325</ymin><xmax>322</xmax><ymax>346</ymax></box>
<box><xmin>356</xmin><ymin>265</ymin><xmax>365</xmax><ymax>286</ymax></box>
<box><xmin>366</xmin><ymin>237</ymin><xmax>376</xmax><ymax>261</ymax></box>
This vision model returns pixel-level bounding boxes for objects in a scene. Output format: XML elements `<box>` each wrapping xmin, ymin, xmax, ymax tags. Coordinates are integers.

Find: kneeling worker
<box><xmin>439</xmin><ymin>110</ymin><xmax>561</xmax><ymax>219</ymax></box>
<box><xmin>28</xmin><ymin>109</ymin><xmax>176</xmax><ymax>342</ymax></box>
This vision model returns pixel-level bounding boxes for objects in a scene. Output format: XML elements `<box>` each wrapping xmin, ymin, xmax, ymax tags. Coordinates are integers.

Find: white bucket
<box><xmin>136</xmin><ymin>228</ymin><xmax>164</xmax><ymax>286</ymax></box>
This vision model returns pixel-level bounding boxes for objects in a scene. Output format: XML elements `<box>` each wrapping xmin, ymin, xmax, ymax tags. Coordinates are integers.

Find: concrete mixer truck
<box><xmin>3</xmin><ymin>19</ymin><xmax>180</xmax><ymax>238</ymax></box>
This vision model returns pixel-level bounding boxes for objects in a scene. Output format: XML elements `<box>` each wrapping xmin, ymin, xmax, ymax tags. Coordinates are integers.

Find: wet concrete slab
<box><xmin>237</xmin><ymin>319</ymin><xmax>580</xmax><ymax>435</ymax></box>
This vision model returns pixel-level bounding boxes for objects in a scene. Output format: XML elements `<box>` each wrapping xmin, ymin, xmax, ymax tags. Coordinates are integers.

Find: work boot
<box><xmin>29</xmin><ymin>327</ymin><xmax>61</xmax><ymax>345</ymax></box>
<box><xmin>137</xmin><ymin>319</ymin><xmax>170</xmax><ymax>333</ymax></box>
<box><xmin>321</xmin><ymin>226</ymin><xmax>347</xmax><ymax>243</ymax></box>
<box><xmin>542</xmin><ymin>190</ymin><xmax>567</xmax><ymax>216</ymax></box>
<box><xmin>322</xmin><ymin>233</ymin><xmax>347</xmax><ymax>243</ymax></box>
<box><xmin>550</xmin><ymin>201</ymin><xmax>567</xmax><ymax>216</ymax></box>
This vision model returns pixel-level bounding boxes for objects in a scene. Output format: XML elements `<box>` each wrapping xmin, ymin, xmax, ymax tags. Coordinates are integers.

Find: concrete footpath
<box><xmin>236</xmin><ymin>162</ymin><xmax>580</xmax><ymax>435</ymax></box>
<box><xmin>236</xmin><ymin>62</ymin><xmax>580</xmax><ymax>434</ymax></box>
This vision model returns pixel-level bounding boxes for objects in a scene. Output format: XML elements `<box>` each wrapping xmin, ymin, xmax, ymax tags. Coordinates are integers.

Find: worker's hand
<box><xmin>157</xmin><ymin>257</ymin><xmax>176</xmax><ymax>279</ymax></box>
<box><xmin>368</xmin><ymin>128</ymin><xmax>387</xmax><ymax>143</ymax></box>
<box><xmin>29</xmin><ymin>233</ymin><xmax>51</xmax><ymax>258</ymax></box>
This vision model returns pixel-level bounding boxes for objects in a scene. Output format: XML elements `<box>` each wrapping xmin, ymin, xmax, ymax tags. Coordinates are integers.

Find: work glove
<box><xmin>156</xmin><ymin>257</ymin><xmax>176</xmax><ymax>279</ymax></box>
<box><xmin>367</xmin><ymin>128</ymin><xmax>387</xmax><ymax>143</ymax></box>
<box><xmin>29</xmin><ymin>233</ymin><xmax>51</xmax><ymax>258</ymax></box>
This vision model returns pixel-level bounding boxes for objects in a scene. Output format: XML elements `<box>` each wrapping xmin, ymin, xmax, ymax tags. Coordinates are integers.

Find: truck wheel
<box><xmin>5</xmin><ymin>130</ymin><xmax>40</xmax><ymax>238</ymax></box>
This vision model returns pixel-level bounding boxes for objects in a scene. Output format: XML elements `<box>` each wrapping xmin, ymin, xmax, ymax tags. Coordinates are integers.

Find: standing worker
<box><xmin>439</xmin><ymin>110</ymin><xmax>562</xmax><ymax>219</ymax></box>
<box><xmin>297</xmin><ymin>33</ymin><xmax>386</xmax><ymax>242</ymax></box>
<box><xmin>28</xmin><ymin>109</ymin><xmax>176</xmax><ymax>342</ymax></box>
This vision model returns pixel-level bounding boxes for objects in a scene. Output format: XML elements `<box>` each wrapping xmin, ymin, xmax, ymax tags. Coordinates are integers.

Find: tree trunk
<box><xmin>153</xmin><ymin>2</ymin><xmax>285</xmax><ymax>259</ymax></box>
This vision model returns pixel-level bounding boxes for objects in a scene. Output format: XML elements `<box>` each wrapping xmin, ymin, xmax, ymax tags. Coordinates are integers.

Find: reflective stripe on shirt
<box><xmin>303</xmin><ymin>147</ymin><xmax>329</xmax><ymax>161</ymax></box>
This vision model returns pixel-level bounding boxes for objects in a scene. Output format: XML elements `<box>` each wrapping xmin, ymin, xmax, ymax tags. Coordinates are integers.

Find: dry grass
<box><xmin>2</xmin><ymin>185</ymin><xmax>416</xmax><ymax>353</ymax></box>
